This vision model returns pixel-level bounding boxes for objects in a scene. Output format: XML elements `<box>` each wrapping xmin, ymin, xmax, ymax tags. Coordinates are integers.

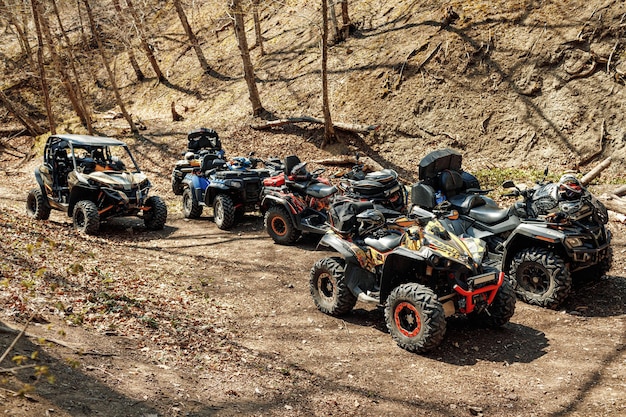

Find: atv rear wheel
<box><xmin>73</xmin><ymin>200</ymin><xmax>100</xmax><ymax>235</ymax></box>
<box><xmin>384</xmin><ymin>283</ymin><xmax>446</xmax><ymax>353</ymax></box>
<box><xmin>213</xmin><ymin>194</ymin><xmax>235</xmax><ymax>230</ymax></box>
<box><xmin>144</xmin><ymin>196</ymin><xmax>168</xmax><ymax>230</ymax></box>
<box><xmin>265</xmin><ymin>205</ymin><xmax>301</xmax><ymax>244</ymax></box>
<box><xmin>182</xmin><ymin>187</ymin><xmax>203</xmax><ymax>219</ymax></box>
<box><xmin>26</xmin><ymin>188</ymin><xmax>51</xmax><ymax>220</ymax></box>
<box><xmin>309</xmin><ymin>257</ymin><xmax>357</xmax><ymax>316</ymax></box>
<box><xmin>171</xmin><ymin>171</ymin><xmax>184</xmax><ymax>195</ymax></box>
<box><xmin>509</xmin><ymin>247</ymin><xmax>571</xmax><ymax>310</ymax></box>
<box><xmin>469</xmin><ymin>277</ymin><xmax>516</xmax><ymax>327</ymax></box>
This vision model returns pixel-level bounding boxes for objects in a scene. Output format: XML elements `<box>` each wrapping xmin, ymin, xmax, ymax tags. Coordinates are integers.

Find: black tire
<box><xmin>384</xmin><ymin>283</ymin><xmax>446</xmax><ymax>353</ymax></box>
<box><xmin>73</xmin><ymin>200</ymin><xmax>100</xmax><ymax>235</ymax></box>
<box><xmin>182</xmin><ymin>187</ymin><xmax>203</xmax><ymax>219</ymax></box>
<box><xmin>213</xmin><ymin>194</ymin><xmax>235</xmax><ymax>230</ymax></box>
<box><xmin>171</xmin><ymin>171</ymin><xmax>184</xmax><ymax>195</ymax></box>
<box><xmin>26</xmin><ymin>188</ymin><xmax>51</xmax><ymax>220</ymax></box>
<box><xmin>265</xmin><ymin>205</ymin><xmax>301</xmax><ymax>244</ymax></box>
<box><xmin>309</xmin><ymin>257</ymin><xmax>357</xmax><ymax>316</ymax></box>
<box><xmin>469</xmin><ymin>278</ymin><xmax>516</xmax><ymax>327</ymax></box>
<box><xmin>509</xmin><ymin>247</ymin><xmax>571</xmax><ymax>310</ymax></box>
<box><xmin>143</xmin><ymin>195</ymin><xmax>168</xmax><ymax>230</ymax></box>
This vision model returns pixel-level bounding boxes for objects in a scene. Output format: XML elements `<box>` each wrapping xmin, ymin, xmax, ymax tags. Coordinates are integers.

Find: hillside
<box><xmin>1</xmin><ymin>1</ymin><xmax>626</xmax><ymax>417</ymax></box>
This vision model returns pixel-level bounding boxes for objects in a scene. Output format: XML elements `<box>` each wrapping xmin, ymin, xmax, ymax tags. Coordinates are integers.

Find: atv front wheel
<box><xmin>469</xmin><ymin>277</ymin><xmax>516</xmax><ymax>327</ymax></box>
<box><xmin>182</xmin><ymin>188</ymin><xmax>203</xmax><ymax>219</ymax></box>
<box><xmin>73</xmin><ymin>200</ymin><xmax>100</xmax><ymax>235</ymax></box>
<box><xmin>509</xmin><ymin>247</ymin><xmax>571</xmax><ymax>310</ymax></box>
<box><xmin>26</xmin><ymin>188</ymin><xmax>51</xmax><ymax>220</ymax></box>
<box><xmin>384</xmin><ymin>283</ymin><xmax>446</xmax><ymax>353</ymax></box>
<box><xmin>309</xmin><ymin>257</ymin><xmax>357</xmax><ymax>316</ymax></box>
<box><xmin>213</xmin><ymin>194</ymin><xmax>235</xmax><ymax>230</ymax></box>
<box><xmin>144</xmin><ymin>196</ymin><xmax>168</xmax><ymax>230</ymax></box>
<box><xmin>265</xmin><ymin>205</ymin><xmax>301</xmax><ymax>244</ymax></box>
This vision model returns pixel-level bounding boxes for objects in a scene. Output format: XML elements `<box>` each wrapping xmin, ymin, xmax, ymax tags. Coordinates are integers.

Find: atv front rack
<box><xmin>453</xmin><ymin>271</ymin><xmax>504</xmax><ymax>314</ymax></box>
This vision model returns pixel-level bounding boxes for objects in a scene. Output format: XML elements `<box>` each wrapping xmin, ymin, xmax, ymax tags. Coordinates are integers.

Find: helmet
<box><xmin>185</xmin><ymin>152</ymin><xmax>195</xmax><ymax>161</ymax></box>
<box><xmin>558</xmin><ymin>174</ymin><xmax>582</xmax><ymax>200</ymax></box>
<box><xmin>356</xmin><ymin>209</ymin><xmax>385</xmax><ymax>236</ymax></box>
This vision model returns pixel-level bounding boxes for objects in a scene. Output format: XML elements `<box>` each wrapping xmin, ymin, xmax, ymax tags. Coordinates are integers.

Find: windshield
<box><xmin>69</xmin><ymin>144</ymin><xmax>141</xmax><ymax>173</ymax></box>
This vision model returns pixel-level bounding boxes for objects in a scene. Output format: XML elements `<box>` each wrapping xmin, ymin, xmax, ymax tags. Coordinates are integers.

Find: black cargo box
<box><xmin>418</xmin><ymin>148</ymin><xmax>462</xmax><ymax>183</ymax></box>
<box><xmin>187</xmin><ymin>128</ymin><xmax>222</xmax><ymax>152</ymax></box>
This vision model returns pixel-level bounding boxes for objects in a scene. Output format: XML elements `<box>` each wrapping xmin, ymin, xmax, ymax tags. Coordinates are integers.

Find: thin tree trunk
<box><xmin>173</xmin><ymin>0</ymin><xmax>211</xmax><ymax>74</ymax></box>
<box><xmin>51</xmin><ymin>0</ymin><xmax>93</xmax><ymax>134</ymax></box>
<box><xmin>340</xmin><ymin>0</ymin><xmax>350</xmax><ymax>40</ymax></box>
<box><xmin>112</xmin><ymin>0</ymin><xmax>145</xmax><ymax>81</ymax></box>
<box><xmin>0</xmin><ymin>89</ymin><xmax>45</xmax><ymax>136</ymax></box>
<box><xmin>0</xmin><ymin>0</ymin><xmax>33</xmax><ymax>65</ymax></box>
<box><xmin>252</xmin><ymin>0</ymin><xmax>265</xmax><ymax>55</ymax></box>
<box><xmin>327</xmin><ymin>0</ymin><xmax>339</xmax><ymax>42</ymax></box>
<box><xmin>125</xmin><ymin>0</ymin><xmax>165</xmax><ymax>82</ymax></box>
<box><xmin>36</xmin><ymin>0</ymin><xmax>89</xmax><ymax>130</ymax></box>
<box><xmin>82</xmin><ymin>0</ymin><xmax>137</xmax><ymax>133</ymax></box>
<box><xmin>321</xmin><ymin>0</ymin><xmax>336</xmax><ymax>147</ymax></box>
<box><xmin>230</xmin><ymin>0</ymin><xmax>264</xmax><ymax>117</ymax></box>
<box><xmin>30</xmin><ymin>0</ymin><xmax>55</xmax><ymax>134</ymax></box>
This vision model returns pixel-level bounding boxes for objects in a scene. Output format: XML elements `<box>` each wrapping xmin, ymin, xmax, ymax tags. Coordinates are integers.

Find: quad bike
<box><xmin>310</xmin><ymin>200</ymin><xmax>515</xmax><ymax>353</ymax></box>
<box><xmin>181</xmin><ymin>152</ymin><xmax>270</xmax><ymax>230</ymax></box>
<box><xmin>333</xmin><ymin>152</ymin><xmax>407</xmax><ymax>212</ymax></box>
<box><xmin>261</xmin><ymin>155</ymin><xmax>406</xmax><ymax>245</ymax></box>
<box><xmin>411</xmin><ymin>148</ymin><xmax>612</xmax><ymax>309</ymax></box>
<box><xmin>171</xmin><ymin>128</ymin><xmax>223</xmax><ymax>195</ymax></box>
<box><xmin>27</xmin><ymin>134</ymin><xmax>167</xmax><ymax>234</ymax></box>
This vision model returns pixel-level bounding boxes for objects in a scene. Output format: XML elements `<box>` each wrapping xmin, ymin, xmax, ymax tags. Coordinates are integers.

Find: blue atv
<box><xmin>181</xmin><ymin>153</ymin><xmax>271</xmax><ymax>230</ymax></box>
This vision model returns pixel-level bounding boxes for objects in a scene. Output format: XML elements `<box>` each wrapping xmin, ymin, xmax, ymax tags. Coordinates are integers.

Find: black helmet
<box><xmin>356</xmin><ymin>209</ymin><xmax>385</xmax><ymax>236</ymax></box>
<box><xmin>558</xmin><ymin>174</ymin><xmax>582</xmax><ymax>200</ymax></box>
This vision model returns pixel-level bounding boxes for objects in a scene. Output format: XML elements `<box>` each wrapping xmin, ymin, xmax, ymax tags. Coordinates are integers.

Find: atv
<box><xmin>181</xmin><ymin>152</ymin><xmax>270</xmax><ymax>230</ymax></box>
<box><xmin>411</xmin><ymin>148</ymin><xmax>612</xmax><ymax>309</ymax></box>
<box><xmin>261</xmin><ymin>155</ymin><xmax>407</xmax><ymax>245</ymax></box>
<box><xmin>310</xmin><ymin>200</ymin><xmax>515</xmax><ymax>353</ymax></box>
<box><xmin>171</xmin><ymin>128</ymin><xmax>223</xmax><ymax>195</ymax></box>
<box><xmin>27</xmin><ymin>134</ymin><xmax>167</xmax><ymax>234</ymax></box>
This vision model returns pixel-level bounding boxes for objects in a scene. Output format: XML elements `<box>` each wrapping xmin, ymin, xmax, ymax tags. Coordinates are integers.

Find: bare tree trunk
<box><xmin>82</xmin><ymin>0</ymin><xmax>137</xmax><ymax>133</ymax></box>
<box><xmin>30</xmin><ymin>0</ymin><xmax>55</xmax><ymax>134</ymax></box>
<box><xmin>0</xmin><ymin>89</ymin><xmax>45</xmax><ymax>136</ymax></box>
<box><xmin>327</xmin><ymin>0</ymin><xmax>339</xmax><ymax>42</ymax></box>
<box><xmin>125</xmin><ymin>0</ymin><xmax>165</xmax><ymax>82</ymax></box>
<box><xmin>230</xmin><ymin>0</ymin><xmax>265</xmax><ymax>117</ymax></box>
<box><xmin>252</xmin><ymin>0</ymin><xmax>265</xmax><ymax>55</ymax></box>
<box><xmin>35</xmin><ymin>0</ymin><xmax>90</xmax><ymax>131</ymax></box>
<box><xmin>51</xmin><ymin>0</ymin><xmax>93</xmax><ymax>134</ymax></box>
<box><xmin>0</xmin><ymin>0</ymin><xmax>33</xmax><ymax>65</ymax></box>
<box><xmin>340</xmin><ymin>0</ymin><xmax>351</xmax><ymax>40</ymax></box>
<box><xmin>321</xmin><ymin>0</ymin><xmax>336</xmax><ymax>147</ymax></box>
<box><xmin>173</xmin><ymin>0</ymin><xmax>212</xmax><ymax>74</ymax></box>
<box><xmin>112</xmin><ymin>0</ymin><xmax>145</xmax><ymax>81</ymax></box>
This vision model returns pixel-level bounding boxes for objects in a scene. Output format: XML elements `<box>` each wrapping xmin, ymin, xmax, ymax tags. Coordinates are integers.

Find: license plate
<box><xmin>471</xmin><ymin>272</ymin><xmax>497</xmax><ymax>285</ymax></box>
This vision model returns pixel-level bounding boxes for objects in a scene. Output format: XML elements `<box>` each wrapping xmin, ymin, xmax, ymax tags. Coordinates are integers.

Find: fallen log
<box><xmin>613</xmin><ymin>184</ymin><xmax>626</xmax><ymax>197</ymax></box>
<box><xmin>598</xmin><ymin>194</ymin><xmax>626</xmax><ymax>216</ymax></box>
<box><xmin>250</xmin><ymin>116</ymin><xmax>380</xmax><ymax>134</ymax></box>
<box><xmin>580</xmin><ymin>156</ymin><xmax>611</xmax><ymax>186</ymax></box>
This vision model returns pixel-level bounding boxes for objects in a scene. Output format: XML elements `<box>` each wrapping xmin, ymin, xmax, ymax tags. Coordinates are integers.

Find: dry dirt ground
<box><xmin>1</xmin><ymin>137</ymin><xmax>626</xmax><ymax>417</ymax></box>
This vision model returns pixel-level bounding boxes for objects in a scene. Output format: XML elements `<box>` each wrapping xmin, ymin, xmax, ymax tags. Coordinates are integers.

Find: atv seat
<box><xmin>439</xmin><ymin>169</ymin><xmax>464</xmax><ymax>197</ymax></box>
<box><xmin>448</xmin><ymin>193</ymin><xmax>486</xmax><ymax>215</ymax></box>
<box><xmin>202</xmin><ymin>155</ymin><xmax>226</xmax><ymax>173</ymax></box>
<box><xmin>305</xmin><ymin>183</ymin><xmax>337</xmax><ymax>199</ymax></box>
<box><xmin>284</xmin><ymin>155</ymin><xmax>301</xmax><ymax>176</ymax></box>
<box><xmin>364</xmin><ymin>232</ymin><xmax>403</xmax><ymax>253</ymax></box>
<box><xmin>364</xmin><ymin>169</ymin><xmax>398</xmax><ymax>184</ymax></box>
<box><xmin>468</xmin><ymin>204</ymin><xmax>511</xmax><ymax>224</ymax></box>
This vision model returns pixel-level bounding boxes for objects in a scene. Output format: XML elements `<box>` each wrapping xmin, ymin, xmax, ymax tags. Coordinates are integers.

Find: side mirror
<box><xmin>502</xmin><ymin>180</ymin><xmax>515</xmax><ymax>188</ymax></box>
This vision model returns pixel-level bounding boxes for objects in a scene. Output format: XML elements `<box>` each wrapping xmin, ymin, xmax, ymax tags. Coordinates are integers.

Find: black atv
<box><xmin>411</xmin><ymin>148</ymin><xmax>612</xmax><ymax>309</ymax></box>
<box><xmin>171</xmin><ymin>128</ymin><xmax>223</xmax><ymax>195</ymax></box>
<box><xmin>27</xmin><ymin>134</ymin><xmax>167</xmax><ymax>234</ymax></box>
<box><xmin>181</xmin><ymin>152</ymin><xmax>271</xmax><ymax>230</ymax></box>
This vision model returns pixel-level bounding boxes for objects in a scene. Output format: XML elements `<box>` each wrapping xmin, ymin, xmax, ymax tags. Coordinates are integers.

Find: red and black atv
<box><xmin>260</xmin><ymin>155</ymin><xmax>408</xmax><ymax>245</ymax></box>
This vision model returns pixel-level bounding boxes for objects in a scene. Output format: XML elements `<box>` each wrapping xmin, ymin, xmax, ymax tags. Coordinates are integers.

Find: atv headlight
<box><xmin>226</xmin><ymin>180</ymin><xmax>242</xmax><ymax>188</ymax></box>
<box><xmin>565</xmin><ymin>237</ymin><xmax>584</xmax><ymax>248</ymax></box>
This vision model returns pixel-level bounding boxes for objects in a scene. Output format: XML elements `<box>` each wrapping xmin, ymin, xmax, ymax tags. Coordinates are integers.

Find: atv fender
<box><xmin>260</xmin><ymin>194</ymin><xmax>299</xmax><ymax>224</ymax></box>
<box><xmin>183</xmin><ymin>174</ymin><xmax>209</xmax><ymax>204</ymax></box>
<box><xmin>68</xmin><ymin>184</ymin><xmax>98</xmax><ymax>216</ymax></box>
<box><xmin>33</xmin><ymin>167</ymin><xmax>51</xmax><ymax>208</ymax></box>
<box><xmin>205</xmin><ymin>182</ymin><xmax>230</xmax><ymax>205</ymax></box>
<box><xmin>317</xmin><ymin>232</ymin><xmax>361</xmax><ymax>265</ymax></box>
<box><xmin>501</xmin><ymin>221</ymin><xmax>568</xmax><ymax>268</ymax></box>
<box><xmin>380</xmin><ymin>247</ymin><xmax>429</xmax><ymax>303</ymax></box>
